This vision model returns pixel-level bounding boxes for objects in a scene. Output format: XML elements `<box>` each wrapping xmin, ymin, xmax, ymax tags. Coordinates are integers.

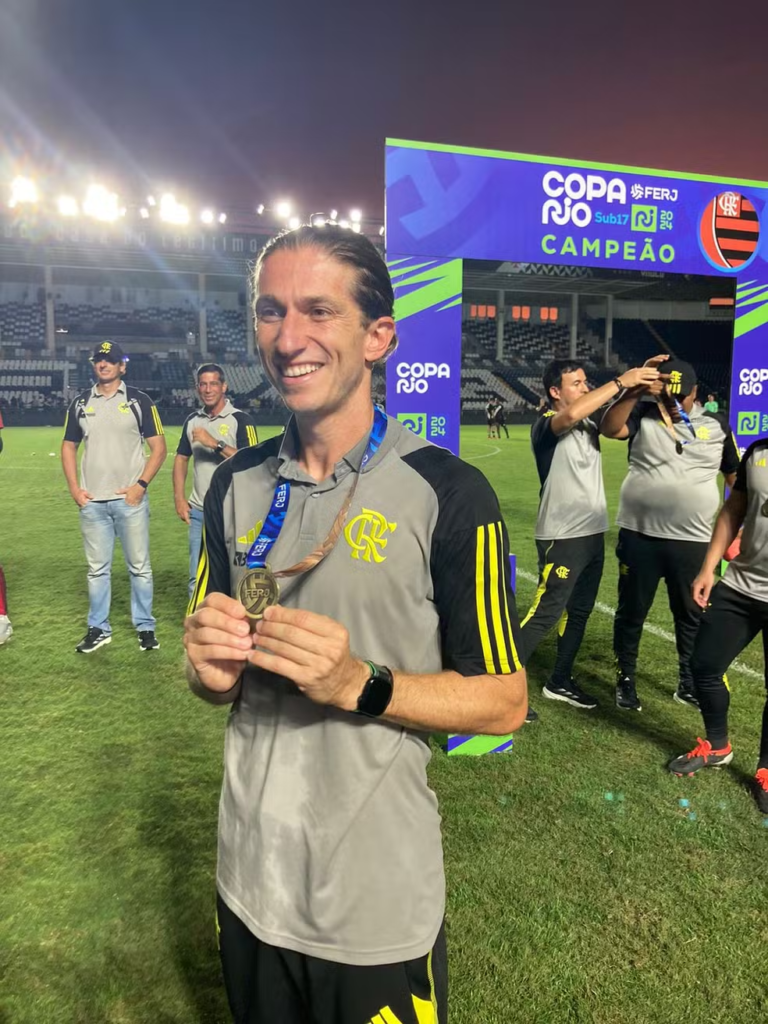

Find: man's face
<box><xmin>92</xmin><ymin>358</ymin><xmax>125</xmax><ymax>385</ymax></box>
<box><xmin>197</xmin><ymin>371</ymin><xmax>227</xmax><ymax>411</ymax></box>
<box><xmin>254</xmin><ymin>246</ymin><xmax>394</xmax><ymax>419</ymax></box>
<box><xmin>550</xmin><ymin>369</ymin><xmax>588</xmax><ymax>408</ymax></box>
<box><xmin>661</xmin><ymin>384</ymin><xmax>696</xmax><ymax>420</ymax></box>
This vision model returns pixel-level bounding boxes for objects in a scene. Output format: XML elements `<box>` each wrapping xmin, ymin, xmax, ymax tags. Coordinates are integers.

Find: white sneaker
<box><xmin>0</xmin><ymin>615</ymin><xmax>13</xmax><ymax>645</ymax></box>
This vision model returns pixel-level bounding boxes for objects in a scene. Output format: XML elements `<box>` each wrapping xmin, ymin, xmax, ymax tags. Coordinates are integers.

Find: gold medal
<box><xmin>238</xmin><ymin>566</ymin><xmax>280</xmax><ymax>621</ymax></box>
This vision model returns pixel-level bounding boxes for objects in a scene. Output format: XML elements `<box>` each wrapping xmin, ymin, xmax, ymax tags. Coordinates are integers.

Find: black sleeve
<box><xmin>624</xmin><ymin>401</ymin><xmax>647</xmax><ymax>441</ymax></box>
<box><xmin>233</xmin><ymin>411</ymin><xmax>259</xmax><ymax>449</ymax></box>
<box><xmin>732</xmin><ymin>440</ymin><xmax>768</xmax><ymax>493</ymax></box>
<box><xmin>188</xmin><ymin>464</ymin><xmax>233</xmax><ymax>613</ymax></box>
<box><xmin>404</xmin><ymin>449</ymin><xmax>522</xmax><ymax>677</ymax></box>
<box><xmin>176</xmin><ymin>415</ymin><xmax>194</xmax><ymax>457</ymax></box>
<box><xmin>136</xmin><ymin>391</ymin><xmax>164</xmax><ymax>439</ymax></box>
<box><xmin>531</xmin><ymin>412</ymin><xmax>559</xmax><ymax>454</ymax></box>
<box><xmin>63</xmin><ymin>398</ymin><xmax>83</xmax><ymax>443</ymax></box>
<box><xmin>719</xmin><ymin>425</ymin><xmax>741</xmax><ymax>476</ymax></box>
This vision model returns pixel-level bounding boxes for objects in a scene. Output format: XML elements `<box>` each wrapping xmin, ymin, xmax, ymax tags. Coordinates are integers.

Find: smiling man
<box><xmin>173</xmin><ymin>363</ymin><xmax>258</xmax><ymax>597</ymax></box>
<box><xmin>62</xmin><ymin>341</ymin><xmax>167</xmax><ymax>653</ymax></box>
<box><xmin>184</xmin><ymin>225</ymin><xmax>527</xmax><ymax>1024</ymax></box>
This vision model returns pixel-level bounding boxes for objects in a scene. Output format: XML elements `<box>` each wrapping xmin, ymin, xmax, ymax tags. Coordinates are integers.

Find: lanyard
<box><xmin>246</xmin><ymin>405</ymin><xmax>388</xmax><ymax>570</ymax></box>
<box><xmin>656</xmin><ymin>396</ymin><xmax>696</xmax><ymax>454</ymax></box>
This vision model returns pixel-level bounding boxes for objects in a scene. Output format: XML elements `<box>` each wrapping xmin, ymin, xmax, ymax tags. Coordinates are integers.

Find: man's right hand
<box><xmin>184</xmin><ymin>592</ymin><xmax>253</xmax><ymax>693</ymax></box>
<box><xmin>71</xmin><ymin>487</ymin><xmax>93</xmax><ymax>507</ymax></box>
<box><xmin>691</xmin><ymin>570</ymin><xmax>716</xmax><ymax>609</ymax></box>
<box><xmin>175</xmin><ymin>497</ymin><xmax>191</xmax><ymax>524</ymax></box>
<box><xmin>618</xmin><ymin>366</ymin><xmax>662</xmax><ymax>390</ymax></box>
<box><xmin>644</xmin><ymin>354</ymin><xmax>670</xmax><ymax>369</ymax></box>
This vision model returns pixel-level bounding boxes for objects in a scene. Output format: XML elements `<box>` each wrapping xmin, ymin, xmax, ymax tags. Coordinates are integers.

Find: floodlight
<box><xmin>9</xmin><ymin>176</ymin><xmax>39</xmax><ymax>206</ymax></box>
<box><xmin>83</xmin><ymin>184</ymin><xmax>120</xmax><ymax>222</ymax></box>
<box><xmin>312</xmin><ymin>216</ymin><xmax>326</xmax><ymax>227</ymax></box>
<box><xmin>57</xmin><ymin>196</ymin><xmax>79</xmax><ymax>217</ymax></box>
<box><xmin>351</xmin><ymin>223</ymin><xmax>361</xmax><ymax>233</ymax></box>
<box><xmin>330</xmin><ymin>209</ymin><xmax>338</xmax><ymax>220</ymax></box>
<box><xmin>350</xmin><ymin>208</ymin><xmax>362</xmax><ymax>223</ymax></box>
<box><xmin>288</xmin><ymin>215</ymin><xmax>301</xmax><ymax>230</ymax></box>
<box><xmin>339</xmin><ymin>219</ymin><xmax>350</xmax><ymax>229</ymax></box>
<box><xmin>379</xmin><ymin>226</ymin><xmax>385</xmax><ymax>236</ymax></box>
<box><xmin>256</xmin><ymin>203</ymin><xmax>265</xmax><ymax>215</ymax></box>
<box><xmin>201</xmin><ymin>208</ymin><xmax>214</xmax><ymax>224</ymax></box>
<box><xmin>147</xmin><ymin>195</ymin><xmax>156</xmax><ymax>206</ymax></box>
<box><xmin>276</xmin><ymin>200</ymin><xmax>292</xmax><ymax>219</ymax></box>
<box><xmin>159</xmin><ymin>192</ymin><xmax>190</xmax><ymax>225</ymax></box>
<box><xmin>139</xmin><ymin>207</ymin><xmax>150</xmax><ymax>219</ymax></box>
<box><xmin>218</xmin><ymin>212</ymin><xmax>227</xmax><ymax>224</ymax></box>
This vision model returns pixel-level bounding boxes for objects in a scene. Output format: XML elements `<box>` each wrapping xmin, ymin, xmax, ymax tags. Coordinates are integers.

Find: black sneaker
<box><xmin>542</xmin><ymin>678</ymin><xmax>598</xmax><ymax>709</ymax></box>
<box><xmin>76</xmin><ymin>627</ymin><xmax>111</xmax><ymax>654</ymax></box>
<box><xmin>524</xmin><ymin>706</ymin><xmax>539</xmax><ymax>724</ymax></box>
<box><xmin>616</xmin><ymin>675</ymin><xmax>642</xmax><ymax>712</ymax></box>
<box><xmin>668</xmin><ymin>737</ymin><xmax>733</xmax><ymax>776</ymax></box>
<box><xmin>673</xmin><ymin>687</ymin><xmax>700</xmax><ymax>710</ymax></box>
<box><xmin>138</xmin><ymin>630</ymin><xmax>159</xmax><ymax>651</ymax></box>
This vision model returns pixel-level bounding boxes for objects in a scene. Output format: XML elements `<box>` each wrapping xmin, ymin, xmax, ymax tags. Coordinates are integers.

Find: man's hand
<box><xmin>192</xmin><ymin>427</ymin><xmax>219</xmax><ymax>449</ymax></box>
<box><xmin>116</xmin><ymin>483</ymin><xmax>146</xmax><ymax>506</ymax></box>
<box><xmin>251</xmin><ymin>605</ymin><xmax>368</xmax><ymax>711</ymax></box>
<box><xmin>644</xmin><ymin>354</ymin><xmax>670</xmax><ymax>369</ymax></box>
<box><xmin>618</xmin><ymin>366</ymin><xmax>662</xmax><ymax>390</ymax></box>
<box><xmin>691</xmin><ymin>570</ymin><xmax>716</xmax><ymax>609</ymax></box>
<box><xmin>175</xmin><ymin>497</ymin><xmax>191</xmax><ymax>524</ymax></box>
<box><xmin>71</xmin><ymin>487</ymin><xmax>93</xmax><ymax>508</ymax></box>
<box><xmin>184</xmin><ymin>592</ymin><xmax>254</xmax><ymax>693</ymax></box>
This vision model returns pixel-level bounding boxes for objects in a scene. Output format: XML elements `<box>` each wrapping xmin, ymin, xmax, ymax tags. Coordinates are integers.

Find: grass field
<box><xmin>2</xmin><ymin>424</ymin><xmax>767</xmax><ymax>1024</ymax></box>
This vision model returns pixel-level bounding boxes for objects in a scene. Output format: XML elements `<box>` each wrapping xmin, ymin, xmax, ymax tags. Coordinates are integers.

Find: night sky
<box><xmin>2</xmin><ymin>0</ymin><xmax>768</xmax><ymax>221</ymax></box>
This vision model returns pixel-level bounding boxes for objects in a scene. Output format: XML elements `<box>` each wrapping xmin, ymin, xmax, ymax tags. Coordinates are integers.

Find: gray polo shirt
<box><xmin>616</xmin><ymin>403</ymin><xmax>739</xmax><ymax>542</ymax></box>
<box><xmin>531</xmin><ymin>411</ymin><xmax>608</xmax><ymax>541</ymax></box>
<box><xmin>191</xmin><ymin>415</ymin><xmax>522</xmax><ymax>966</ymax></box>
<box><xmin>63</xmin><ymin>382</ymin><xmax>163</xmax><ymax>501</ymax></box>
<box><xmin>722</xmin><ymin>440</ymin><xmax>768</xmax><ymax>601</ymax></box>
<box><xmin>176</xmin><ymin>399</ymin><xmax>258</xmax><ymax>509</ymax></box>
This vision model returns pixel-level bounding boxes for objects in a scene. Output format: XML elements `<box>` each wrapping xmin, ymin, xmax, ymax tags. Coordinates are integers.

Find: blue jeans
<box><xmin>188</xmin><ymin>506</ymin><xmax>205</xmax><ymax>599</ymax></box>
<box><xmin>79</xmin><ymin>498</ymin><xmax>155</xmax><ymax>633</ymax></box>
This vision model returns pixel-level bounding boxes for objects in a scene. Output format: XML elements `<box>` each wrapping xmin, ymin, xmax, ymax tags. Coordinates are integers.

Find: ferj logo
<box><xmin>397</xmin><ymin>412</ymin><xmax>427</xmax><ymax>438</ymax></box>
<box><xmin>737</xmin><ymin>411</ymin><xmax>760</xmax><ymax>436</ymax></box>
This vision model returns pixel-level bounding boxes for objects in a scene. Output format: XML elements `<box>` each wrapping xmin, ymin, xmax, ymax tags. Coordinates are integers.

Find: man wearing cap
<box><xmin>62</xmin><ymin>341</ymin><xmax>167</xmax><ymax>653</ymax></box>
<box><xmin>601</xmin><ymin>358</ymin><xmax>739</xmax><ymax>711</ymax></box>
<box><xmin>173</xmin><ymin>363</ymin><xmax>259</xmax><ymax>598</ymax></box>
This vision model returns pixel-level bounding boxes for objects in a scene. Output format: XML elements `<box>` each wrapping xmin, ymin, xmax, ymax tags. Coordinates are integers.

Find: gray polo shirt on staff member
<box><xmin>531</xmin><ymin>411</ymin><xmax>608</xmax><ymax>541</ymax></box>
<box><xmin>190</xmin><ymin>416</ymin><xmax>522</xmax><ymax>967</ymax></box>
<box><xmin>176</xmin><ymin>399</ymin><xmax>258</xmax><ymax>509</ymax></box>
<box><xmin>616</xmin><ymin>404</ymin><xmax>739</xmax><ymax>542</ymax></box>
<box><xmin>723</xmin><ymin>439</ymin><xmax>768</xmax><ymax>601</ymax></box>
<box><xmin>63</xmin><ymin>382</ymin><xmax>164</xmax><ymax>500</ymax></box>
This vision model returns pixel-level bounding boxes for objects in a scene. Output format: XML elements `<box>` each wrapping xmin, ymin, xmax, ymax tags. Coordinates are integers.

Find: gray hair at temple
<box><xmin>252</xmin><ymin>224</ymin><xmax>398</xmax><ymax>360</ymax></box>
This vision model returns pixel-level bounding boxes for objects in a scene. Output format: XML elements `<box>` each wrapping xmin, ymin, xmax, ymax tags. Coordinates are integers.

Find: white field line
<box><xmin>517</xmin><ymin>568</ymin><xmax>762</xmax><ymax>681</ymax></box>
<box><xmin>463</xmin><ymin>445</ymin><xmax>501</xmax><ymax>461</ymax></box>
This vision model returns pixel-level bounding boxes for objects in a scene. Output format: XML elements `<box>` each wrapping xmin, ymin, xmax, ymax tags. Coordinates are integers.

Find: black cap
<box><xmin>663</xmin><ymin>358</ymin><xmax>697</xmax><ymax>398</ymax></box>
<box><xmin>91</xmin><ymin>340</ymin><xmax>126</xmax><ymax>363</ymax></box>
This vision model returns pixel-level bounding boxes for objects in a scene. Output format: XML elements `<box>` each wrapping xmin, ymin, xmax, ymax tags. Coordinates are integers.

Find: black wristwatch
<box><xmin>355</xmin><ymin>661</ymin><xmax>394</xmax><ymax>717</ymax></box>
<box><xmin>216</xmin><ymin>439</ymin><xmax>227</xmax><ymax>453</ymax></box>
<box><xmin>137</xmin><ymin>478</ymin><xmax>148</xmax><ymax>489</ymax></box>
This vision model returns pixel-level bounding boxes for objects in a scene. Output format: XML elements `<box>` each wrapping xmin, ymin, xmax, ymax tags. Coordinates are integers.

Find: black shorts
<box><xmin>217</xmin><ymin>892</ymin><xmax>448</xmax><ymax>1024</ymax></box>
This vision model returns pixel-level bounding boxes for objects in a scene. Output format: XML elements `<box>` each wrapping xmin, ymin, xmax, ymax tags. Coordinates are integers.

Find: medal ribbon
<box><xmin>246</xmin><ymin>405</ymin><xmax>388</xmax><ymax>576</ymax></box>
<box><xmin>656</xmin><ymin>394</ymin><xmax>696</xmax><ymax>454</ymax></box>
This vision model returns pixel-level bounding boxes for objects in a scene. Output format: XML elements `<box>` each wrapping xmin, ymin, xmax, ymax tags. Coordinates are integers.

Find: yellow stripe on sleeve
<box><xmin>475</xmin><ymin>525</ymin><xmax>496</xmax><ymax>673</ymax></box>
<box><xmin>496</xmin><ymin>521</ymin><xmax>522</xmax><ymax>670</ymax></box>
<box><xmin>486</xmin><ymin>521</ymin><xmax>511</xmax><ymax>673</ymax></box>
<box><xmin>151</xmin><ymin>405</ymin><xmax>165</xmax><ymax>436</ymax></box>
<box><xmin>187</xmin><ymin>526</ymin><xmax>210</xmax><ymax>616</ymax></box>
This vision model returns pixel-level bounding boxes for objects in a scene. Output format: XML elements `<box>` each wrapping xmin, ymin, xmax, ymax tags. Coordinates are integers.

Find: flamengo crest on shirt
<box><xmin>344</xmin><ymin>509</ymin><xmax>397</xmax><ymax>563</ymax></box>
